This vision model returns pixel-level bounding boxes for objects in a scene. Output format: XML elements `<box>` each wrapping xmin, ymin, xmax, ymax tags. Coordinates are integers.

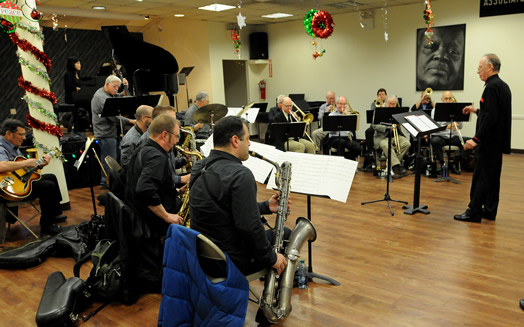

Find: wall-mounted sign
<box><xmin>480</xmin><ymin>0</ymin><xmax>524</xmax><ymax>17</ymax></box>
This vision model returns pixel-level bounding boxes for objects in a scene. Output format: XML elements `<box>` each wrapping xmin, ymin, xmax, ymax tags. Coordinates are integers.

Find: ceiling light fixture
<box><xmin>92</xmin><ymin>6</ymin><xmax>106</xmax><ymax>10</ymax></box>
<box><xmin>261</xmin><ymin>13</ymin><xmax>293</xmax><ymax>19</ymax></box>
<box><xmin>198</xmin><ymin>4</ymin><xmax>235</xmax><ymax>12</ymax></box>
<box><xmin>174</xmin><ymin>14</ymin><xmax>185</xmax><ymax>17</ymax></box>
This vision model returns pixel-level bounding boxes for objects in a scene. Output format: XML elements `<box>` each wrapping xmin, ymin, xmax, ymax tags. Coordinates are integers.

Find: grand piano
<box><xmin>101</xmin><ymin>25</ymin><xmax>180</xmax><ymax>106</ymax></box>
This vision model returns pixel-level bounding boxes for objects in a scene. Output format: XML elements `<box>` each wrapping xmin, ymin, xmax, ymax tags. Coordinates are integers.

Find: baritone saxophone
<box><xmin>249</xmin><ymin>151</ymin><xmax>317</xmax><ymax>324</ymax></box>
<box><xmin>176</xmin><ymin>145</ymin><xmax>203</xmax><ymax>227</ymax></box>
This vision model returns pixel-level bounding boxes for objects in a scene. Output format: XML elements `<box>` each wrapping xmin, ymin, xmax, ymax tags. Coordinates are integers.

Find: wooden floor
<box><xmin>1</xmin><ymin>154</ymin><xmax>524</xmax><ymax>326</ymax></box>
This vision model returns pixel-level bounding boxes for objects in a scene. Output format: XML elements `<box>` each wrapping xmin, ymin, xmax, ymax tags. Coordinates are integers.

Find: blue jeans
<box><xmin>98</xmin><ymin>138</ymin><xmax>119</xmax><ymax>185</ymax></box>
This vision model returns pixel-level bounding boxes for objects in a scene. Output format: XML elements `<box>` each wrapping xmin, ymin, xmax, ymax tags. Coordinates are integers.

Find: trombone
<box><xmin>290</xmin><ymin>100</ymin><xmax>319</xmax><ymax>151</ymax></box>
<box><xmin>392</xmin><ymin>124</ymin><xmax>401</xmax><ymax>155</ymax></box>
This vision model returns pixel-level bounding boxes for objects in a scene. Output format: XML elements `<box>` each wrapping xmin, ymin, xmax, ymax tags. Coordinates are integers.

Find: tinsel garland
<box><xmin>17</xmin><ymin>50</ymin><xmax>51</xmax><ymax>84</ymax></box>
<box><xmin>18</xmin><ymin>75</ymin><xmax>57</xmax><ymax>104</ymax></box>
<box><xmin>26</xmin><ymin>114</ymin><xmax>62</xmax><ymax>139</ymax></box>
<box><xmin>9</xmin><ymin>32</ymin><xmax>51</xmax><ymax>71</ymax></box>
<box><xmin>15</xmin><ymin>22</ymin><xmax>45</xmax><ymax>41</ymax></box>
<box><xmin>32</xmin><ymin>138</ymin><xmax>66</xmax><ymax>162</ymax></box>
<box><xmin>22</xmin><ymin>95</ymin><xmax>58</xmax><ymax>124</ymax></box>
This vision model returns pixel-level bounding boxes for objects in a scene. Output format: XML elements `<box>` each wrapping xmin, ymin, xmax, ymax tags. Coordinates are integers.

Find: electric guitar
<box><xmin>0</xmin><ymin>147</ymin><xmax>61</xmax><ymax>201</ymax></box>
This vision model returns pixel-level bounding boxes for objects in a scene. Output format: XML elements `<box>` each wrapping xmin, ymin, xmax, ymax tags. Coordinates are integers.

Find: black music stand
<box><xmin>361</xmin><ymin>107</ymin><xmax>409</xmax><ymax>216</ymax></box>
<box><xmin>432</xmin><ymin>103</ymin><xmax>471</xmax><ymax>184</ymax></box>
<box><xmin>391</xmin><ymin>111</ymin><xmax>446</xmax><ymax>215</ymax></box>
<box><xmin>269</xmin><ymin>122</ymin><xmax>306</xmax><ymax>151</ymax></box>
<box><xmin>102</xmin><ymin>95</ymin><xmax>160</xmax><ymax>136</ymax></box>
<box><xmin>73</xmin><ymin>138</ymin><xmax>99</xmax><ymax>216</ymax></box>
<box><xmin>179</xmin><ymin>66</ymin><xmax>194</xmax><ymax>107</ymax></box>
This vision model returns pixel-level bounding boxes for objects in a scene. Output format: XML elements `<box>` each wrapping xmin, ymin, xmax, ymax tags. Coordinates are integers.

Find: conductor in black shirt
<box><xmin>454</xmin><ymin>53</ymin><xmax>511</xmax><ymax>223</ymax></box>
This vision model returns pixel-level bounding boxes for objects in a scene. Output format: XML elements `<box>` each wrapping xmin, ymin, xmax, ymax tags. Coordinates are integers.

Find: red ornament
<box><xmin>31</xmin><ymin>10</ymin><xmax>42</xmax><ymax>21</ymax></box>
<box><xmin>0</xmin><ymin>18</ymin><xmax>15</xmax><ymax>32</ymax></box>
<box><xmin>312</xmin><ymin>11</ymin><xmax>335</xmax><ymax>39</ymax></box>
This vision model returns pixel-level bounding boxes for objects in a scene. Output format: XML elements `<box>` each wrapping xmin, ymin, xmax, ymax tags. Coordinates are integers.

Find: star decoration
<box><xmin>237</xmin><ymin>12</ymin><xmax>246</xmax><ymax>29</ymax></box>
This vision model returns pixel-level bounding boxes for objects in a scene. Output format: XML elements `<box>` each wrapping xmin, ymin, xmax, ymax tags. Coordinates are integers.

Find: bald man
<box><xmin>120</xmin><ymin>105</ymin><xmax>153</xmax><ymax>167</ymax></box>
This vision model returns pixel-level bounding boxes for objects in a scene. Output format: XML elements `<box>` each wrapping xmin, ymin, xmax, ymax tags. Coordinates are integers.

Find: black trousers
<box><xmin>324</xmin><ymin>136</ymin><xmax>361</xmax><ymax>160</ymax></box>
<box><xmin>27</xmin><ymin>174</ymin><xmax>63</xmax><ymax>227</ymax></box>
<box><xmin>431</xmin><ymin>135</ymin><xmax>464</xmax><ymax>164</ymax></box>
<box><xmin>468</xmin><ymin>147</ymin><xmax>503</xmax><ymax>219</ymax></box>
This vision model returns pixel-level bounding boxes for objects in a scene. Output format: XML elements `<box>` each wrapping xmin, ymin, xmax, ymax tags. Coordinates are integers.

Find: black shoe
<box><xmin>53</xmin><ymin>215</ymin><xmax>67</xmax><ymax>223</ymax></box>
<box><xmin>100</xmin><ymin>184</ymin><xmax>109</xmax><ymax>190</ymax></box>
<box><xmin>41</xmin><ymin>224</ymin><xmax>63</xmax><ymax>235</ymax></box>
<box><xmin>392</xmin><ymin>165</ymin><xmax>407</xmax><ymax>178</ymax></box>
<box><xmin>520</xmin><ymin>299</ymin><xmax>524</xmax><ymax>310</ymax></box>
<box><xmin>453</xmin><ymin>212</ymin><xmax>481</xmax><ymax>223</ymax></box>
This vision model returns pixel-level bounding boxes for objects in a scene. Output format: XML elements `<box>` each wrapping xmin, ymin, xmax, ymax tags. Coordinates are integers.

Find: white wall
<box><xmin>261</xmin><ymin>0</ymin><xmax>523</xmax><ymax>147</ymax></box>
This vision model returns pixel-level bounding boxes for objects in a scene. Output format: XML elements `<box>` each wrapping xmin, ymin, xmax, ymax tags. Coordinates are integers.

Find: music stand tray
<box><xmin>102</xmin><ymin>95</ymin><xmax>161</xmax><ymax>117</ymax></box>
<box><xmin>433</xmin><ymin>102</ymin><xmax>471</xmax><ymax>123</ymax></box>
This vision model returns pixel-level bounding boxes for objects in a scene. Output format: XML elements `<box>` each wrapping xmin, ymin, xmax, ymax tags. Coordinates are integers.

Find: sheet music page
<box><xmin>266</xmin><ymin>152</ymin><xmax>356</xmax><ymax>203</ymax></box>
<box><xmin>225</xmin><ymin>107</ymin><xmax>260</xmax><ymax>123</ymax></box>
<box><xmin>200</xmin><ymin>135</ymin><xmax>214</xmax><ymax>157</ymax></box>
<box><xmin>244</xmin><ymin>142</ymin><xmax>278</xmax><ymax>183</ymax></box>
<box><xmin>74</xmin><ymin>137</ymin><xmax>95</xmax><ymax>169</ymax></box>
<box><xmin>405</xmin><ymin>115</ymin><xmax>433</xmax><ymax>132</ymax></box>
<box><xmin>402</xmin><ymin>122</ymin><xmax>419</xmax><ymax>137</ymax></box>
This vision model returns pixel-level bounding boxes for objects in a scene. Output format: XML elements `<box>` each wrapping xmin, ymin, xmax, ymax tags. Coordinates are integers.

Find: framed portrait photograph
<box><xmin>416</xmin><ymin>24</ymin><xmax>466</xmax><ymax>91</ymax></box>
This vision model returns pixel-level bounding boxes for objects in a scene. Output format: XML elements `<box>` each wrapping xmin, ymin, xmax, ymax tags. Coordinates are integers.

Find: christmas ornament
<box><xmin>0</xmin><ymin>1</ymin><xmax>23</xmax><ymax>33</ymax></box>
<box><xmin>312</xmin><ymin>10</ymin><xmax>335</xmax><ymax>39</ymax></box>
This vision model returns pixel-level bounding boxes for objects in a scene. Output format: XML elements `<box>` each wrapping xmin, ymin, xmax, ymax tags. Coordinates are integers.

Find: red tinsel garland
<box><xmin>18</xmin><ymin>76</ymin><xmax>57</xmax><ymax>104</ymax></box>
<box><xmin>26</xmin><ymin>113</ymin><xmax>62</xmax><ymax>138</ymax></box>
<box><xmin>312</xmin><ymin>11</ymin><xmax>334</xmax><ymax>39</ymax></box>
<box><xmin>9</xmin><ymin>32</ymin><xmax>52</xmax><ymax>71</ymax></box>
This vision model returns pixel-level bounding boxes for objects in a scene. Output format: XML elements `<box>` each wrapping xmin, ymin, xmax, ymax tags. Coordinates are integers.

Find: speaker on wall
<box><xmin>249</xmin><ymin>32</ymin><xmax>268</xmax><ymax>59</ymax></box>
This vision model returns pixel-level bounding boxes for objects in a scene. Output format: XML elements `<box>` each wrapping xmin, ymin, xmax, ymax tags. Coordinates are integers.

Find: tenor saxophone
<box><xmin>176</xmin><ymin>145</ymin><xmax>203</xmax><ymax>227</ymax></box>
<box><xmin>250</xmin><ymin>151</ymin><xmax>317</xmax><ymax>324</ymax></box>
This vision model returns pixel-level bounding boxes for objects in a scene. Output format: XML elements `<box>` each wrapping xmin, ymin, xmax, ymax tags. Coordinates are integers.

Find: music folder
<box><xmin>433</xmin><ymin>102</ymin><xmax>472</xmax><ymax>122</ymax></box>
<box><xmin>371</xmin><ymin>107</ymin><xmax>410</xmax><ymax>125</ymax></box>
<box><xmin>270</xmin><ymin>122</ymin><xmax>306</xmax><ymax>141</ymax></box>
<box><xmin>322</xmin><ymin>114</ymin><xmax>359</xmax><ymax>132</ymax></box>
<box><xmin>101</xmin><ymin>94</ymin><xmax>161</xmax><ymax>118</ymax></box>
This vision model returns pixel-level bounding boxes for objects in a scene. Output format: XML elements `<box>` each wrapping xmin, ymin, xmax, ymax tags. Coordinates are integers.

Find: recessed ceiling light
<box><xmin>261</xmin><ymin>13</ymin><xmax>293</xmax><ymax>19</ymax></box>
<box><xmin>174</xmin><ymin>14</ymin><xmax>185</xmax><ymax>17</ymax></box>
<box><xmin>137</xmin><ymin>0</ymin><xmax>143</xmax><ymax>2</ymax></box>
<box><xmin>198</xmin><ymin>4</ymin><xmax>235</xmax><ymax>12</ymax></box>
<box><xmin>144</xmin><ymin>15</ymin><xmax>150</xmax><ymax>20</ymax></box>
<box><xmin>92</xmin><ymin>6</ymin><xmax>106</xmax><ymax>10</ymax></box>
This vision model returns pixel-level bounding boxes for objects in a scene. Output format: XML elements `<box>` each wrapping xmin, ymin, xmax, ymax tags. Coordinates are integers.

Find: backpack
<box><xmin>74</xmin><ymin>239</ymin><xmax>122</xmax><ymax>302</ymax></box>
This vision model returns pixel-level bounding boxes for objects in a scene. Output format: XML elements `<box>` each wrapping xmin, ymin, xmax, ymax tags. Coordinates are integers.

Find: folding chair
<box><xmin>0</xmin><ymin>200</ymin><xmax>41</xmax><ymax>243</ymax></box>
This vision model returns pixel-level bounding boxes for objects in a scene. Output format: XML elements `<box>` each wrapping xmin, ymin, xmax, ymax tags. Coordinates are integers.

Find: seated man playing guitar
<box><xmin>0</xmin><ymin>119</ymin><xmax>66</xmax><ymax>235</ymax></box>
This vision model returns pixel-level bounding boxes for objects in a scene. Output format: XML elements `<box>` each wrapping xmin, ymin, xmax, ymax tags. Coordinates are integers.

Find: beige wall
<box><xmin>135</xmin><ymin>0</ymin><xmax>523</xmax><ymax>148</ymax></box>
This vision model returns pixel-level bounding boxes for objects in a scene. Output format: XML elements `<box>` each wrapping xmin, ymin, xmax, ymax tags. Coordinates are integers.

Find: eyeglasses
<box><xmin>477</xmin><ymin>64</ymin><xmax>490</xmax><ymax>72</ymax></box>
<box><xmin>283</xmin><ymin>104</ymin><xmax>293</xmax><ymax>107</ymax></box>
<box><xmin>166</xmin><ymin>131</ymin><xmax>180</xmax><ymax>139</ymax></box>
<box><xmin>110</xmin><ymin>83</ymin><xmax>120</xmax><ymax>88</ymax></box>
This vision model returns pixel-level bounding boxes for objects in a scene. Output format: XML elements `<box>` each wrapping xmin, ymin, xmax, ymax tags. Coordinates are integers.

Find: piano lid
<box><xmin>101</xmin><ymin>25</ymin><xmax>179</xmax><ymax>94</ymax></box>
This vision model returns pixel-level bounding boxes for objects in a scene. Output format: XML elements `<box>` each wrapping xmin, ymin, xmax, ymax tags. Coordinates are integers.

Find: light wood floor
<box><xmin>1</xmin><ymin>154</ymin><xmax>524</xmax><ymax>326</ymax></box>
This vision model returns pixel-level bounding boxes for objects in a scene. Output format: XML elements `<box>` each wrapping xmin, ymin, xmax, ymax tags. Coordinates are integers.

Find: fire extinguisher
<box><xmin>258</xmin><ymin>80</ymin><xmax>266</xmax><ymax>100</ymax></box>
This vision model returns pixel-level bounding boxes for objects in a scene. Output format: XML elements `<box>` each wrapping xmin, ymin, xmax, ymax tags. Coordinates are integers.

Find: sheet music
<box><xmin>266</xmin><ymin>152</ymin><xmax>356</xmax><ymax>203</ymax></box>
<box><xmin>200</xmin><ymin>135</ymin><xmax>214</xmax><ymax>157</ymax></box>
<box><xmin>405</xmin><ymin>115</ymin><xmax>438</xmax><ymax>132</ymax></box>
<box><xmin>226</xmin><ymin>107</ymin><xmax>260</xmax><ymax>123</ymax></box>
<box><xmin>244</xmin><ymin>142</ymin><xmax>279</xmax><ymax>183</ymax></box>
<box><xmin>402</xmin><ymin>122</ymin><xmax>419</xmax><ymax>137</ymax></box>
<box><xmin>74</xmin><ymin>136</ymin><xmax>95</xmax><ymax>170</ymax></box>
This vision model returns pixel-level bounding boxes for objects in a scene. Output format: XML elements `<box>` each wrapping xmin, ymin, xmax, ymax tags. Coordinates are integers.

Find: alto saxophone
<box><xmin>250</xmin><ymin>151</ymin><xmax>317</xmax><ymax>324</ymax></box>
<box><xmin>176</xmin><ymin>145</ymin><xmax>203</xmax><ymax>227</ymax></box>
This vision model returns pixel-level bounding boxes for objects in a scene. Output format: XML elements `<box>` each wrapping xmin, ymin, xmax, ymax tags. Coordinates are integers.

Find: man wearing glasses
<box><xmin>124</xmin><ymin>114</ymin><xmax>184</xmax><ymax>288</ymax></box>
<box><xmin>454</xmin><ymin>54</ymin><xmax>512</xmax><ymax>223</ymax></box>
<box><xmin>0</xmin><ymin>119</ymin><xmax>66</xmax><ymax>235</ymax></box>
<box><xmin>91</xmin><ymin>75</ymin><xmax>136</xmax><ymax>189</ymax></box>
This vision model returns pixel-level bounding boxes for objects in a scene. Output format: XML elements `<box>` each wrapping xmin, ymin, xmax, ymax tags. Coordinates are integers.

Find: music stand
<box><xmin>361</xmin><ymin>107</ymin><xmax>409</xmax><ymax>216</ymax></box>
<box><xmin>391</xmin><ymin>111</ymin><xmax>446</xmax><ymax>214</ymax></box>
<box><xmin>102</xmin><ymin>95</ymin><xmax>160</xmax><ymax>136</ymax></box>
<box><xmin>323</xmin><ymin>115</ymin><xmax>358</xmax><ymax>134</ymax></box>
<box><xmin>73</xmin><ymin>137</ymin><xmax>99</xmax><ymax>216</ymax></box>
<box><xmin>432</xmin><ymin>102</ymin><xmax>471</xmax><ymax>184</ymax></box>
<box><xmin>269</xmin><ymin>122</ymin><xmax>306</xmax><ymax>152</ymax></box>
<box><xmin>179</xmin><ymin>66</ymin><xmax>194</xmax><ymax>107</ymax></box>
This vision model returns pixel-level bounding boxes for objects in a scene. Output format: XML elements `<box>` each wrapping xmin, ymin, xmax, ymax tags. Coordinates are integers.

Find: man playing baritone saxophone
<box><xmin>189</xmin><ymin>116</ymin><xmax>288</xmax><ymax>276</ymax></box>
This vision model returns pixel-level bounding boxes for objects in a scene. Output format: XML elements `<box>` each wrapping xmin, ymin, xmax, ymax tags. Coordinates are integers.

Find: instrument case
<box><xmin>35</xmin><ymin>271</ymin><xmax>88</xmax><ymax>327</ymax></box>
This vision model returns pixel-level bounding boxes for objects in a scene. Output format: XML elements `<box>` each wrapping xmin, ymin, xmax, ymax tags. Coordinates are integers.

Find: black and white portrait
<box><xmin>416</xmin><ymin>24</ymin><xmax>466</xmax><ymax>91</ymax></box>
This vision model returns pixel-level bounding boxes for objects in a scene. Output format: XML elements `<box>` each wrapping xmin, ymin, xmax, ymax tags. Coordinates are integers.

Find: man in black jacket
<box><xmin>454</xmin><ymin>53</ymin><xmax>512</xmax><ymax>223</ymax></box>
<box><xmin>189</xmin><ymin>116</ymin><xmax>287</xmax><ymax>276</ymax></box>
